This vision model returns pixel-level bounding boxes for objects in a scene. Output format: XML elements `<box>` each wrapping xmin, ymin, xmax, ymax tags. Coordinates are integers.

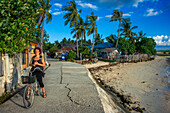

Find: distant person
<box><xmin>29</xmin><ymin>47</ymin><xmax>46</xmax><ymax>98</ymax></box>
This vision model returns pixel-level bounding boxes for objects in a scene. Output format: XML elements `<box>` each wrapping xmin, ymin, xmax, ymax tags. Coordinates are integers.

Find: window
<box><xmin>22</xmin><ymin>51</ymin><xmax>26</xmax><ymax>65</ymax></box>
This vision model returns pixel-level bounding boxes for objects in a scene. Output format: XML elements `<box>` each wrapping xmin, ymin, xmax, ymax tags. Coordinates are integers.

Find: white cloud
<box><xmin>152</xmin><ymin>35</ymin><xmax>170</xmax><ymax>45</ymax></box>
<box><xmin>133</xmin><ymin>0</ymin><xmax>159</xmax><ymax>7</ymax></box>
<box><xmin>80</xmin><ymin>0</ymin><xmax>159</xmax><ymax>9</ymax></box>
<box><xmin>144</xmin><ymin>8</ymin><xmax>159</xmax><ymax>16</ymax></box>
<box><xmin>54</xmin><ymin>3</ymin><xmax>62</xmax><ymax>8</ymax></box>
<box><xmin>55</xmin><ymin>9</ymin><xmax>59</xmax><ymax>11</ymax></box>
<box><xmin>97</xmin><ymin>17</ymin><xmax>103</xmax><ymax>21</ymax></box>
<box><xmin>165</xmin><ymin>35</ymin><xmax>168</xmax><ymax>39</ymax></box>
<box><xmin>105</xmin><ymin>15</ymin><xmax>112</xmax><ymax>18</ymax></box>
<box><xmin>76</xmin><ymin>1</ymin><xmax>98</xmax><ymax>10</ymax></box>
<box><xmin>123</xmin><ymin>14</ymin><xmax>131</xmax><ymax>17</ymax></box>
<box><xmin>52</xmin><ymin>12</ymin><xmax>62</xmax><ymax>15</ymax></box>
<box><xmin>133</xmin><ymin>0</ymin><xmax>144</xmax><ymax>7</ymax></box>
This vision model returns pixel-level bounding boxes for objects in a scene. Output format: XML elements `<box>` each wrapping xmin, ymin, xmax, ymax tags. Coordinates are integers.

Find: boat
<box><xmin>98</xmin><ymin>58</ymin><xmax>116</xmax><ymax>62</ymax></box>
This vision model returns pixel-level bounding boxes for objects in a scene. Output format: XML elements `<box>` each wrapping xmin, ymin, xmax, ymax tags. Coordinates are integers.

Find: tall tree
<box><xmin>78</xmin><ymin>17</ymin><xmax>86</xmax><ymax>46</ymax></box>
<box><xmin>110</xmin><ymin>10</ymin><xmax>124</xmax><ymax>49</ymax></box>
<box><xmin>86</xmin><ymin>12</ymin><xmax>98</xmax><ymax>60</ymax></box>
<box><xmin>136</xmin><ymin>30</ymin><xmax>146</xmax><ymax>41</ymax></box>
<box><xmin>87</xmin><ymin>39</ymin><xmax>92</xmax><ymax>45</ymax></box>
<box><xmin>61</xmin><ymin>37</ymin><xmax>67</xmax><ymax>44</ymax></box>
<box><xmin>0</xmin><ymin>0</ymin><xmax>39</xmax><ymax>54</ymax></box>
<box><xmin>55</xmin><ymin>40</ymin><xmax>59</xmax><ymax>45</ymax></box>
<box><xmin>62</xmin><ymin>0</ymin><xmax>81</xmax><ymax>57</ymax></box>
<box><xmin>120</xmin><ymin>19</ymin><xmax>138</xmax><ymax>43</ymax></box>
<box><xmin>136</xmin><ymin>37</ymin><xmax>156</xmax><ymax>55</ymax></box>
<box><xmin>37</xmin><ymin>0</ymin><xmax>52</xmax><ymax>52</ymax></box>
<box><xmin>106</xmin><ymin>34</ymin><xmax>116</xmax><ymax>46</ymax></box>
<box><xmin>68</xmin><ymin>38</ymin><xmax>72</xmax><ymax>43</ymax></box>
<box><xmin>95</xmin><ymin>34</ymin><xmax>104</xmax><ymax>45</ymax></box>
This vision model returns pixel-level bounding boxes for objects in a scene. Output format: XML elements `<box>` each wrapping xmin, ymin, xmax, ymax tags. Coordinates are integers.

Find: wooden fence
<box><xmin>114</xmin><ymin>54</ymin><xmax>155</xmax><ymax>63</ymax></box>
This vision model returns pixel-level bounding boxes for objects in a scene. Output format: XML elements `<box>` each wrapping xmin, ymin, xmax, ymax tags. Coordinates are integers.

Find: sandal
<box><xmin>42</xmin><ymin>92</ymin><xmax>47</xmax><ymax>98</ymax></box>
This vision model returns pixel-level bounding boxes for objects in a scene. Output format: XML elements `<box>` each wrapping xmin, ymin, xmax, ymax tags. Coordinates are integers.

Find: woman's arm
<box><xmin>41</xmin><ymin>57</ymin><xmax>46</xmax><ymax>67</ymax></box>
<box><xmin>35</xmin><ymin>57</ymin><xmax>45</xmax><ymax>67</ymax></box>
<box><xmin>29</xmin><ymin>57</ymin><xmax>33</xmax><ymax>66</ymax></box>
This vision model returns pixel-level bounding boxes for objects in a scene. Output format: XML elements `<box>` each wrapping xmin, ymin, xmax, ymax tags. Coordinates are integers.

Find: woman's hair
<box><xmin>34</xmin><ymin>47</ymin><xmax>42</xmax><ymax>54</ymax></box>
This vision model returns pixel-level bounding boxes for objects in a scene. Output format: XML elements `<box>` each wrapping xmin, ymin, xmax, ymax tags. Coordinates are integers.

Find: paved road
<box><xmin>0</xmin><ymin>59</ymin><xmax>104</xmax><ymax>113</ymax></box>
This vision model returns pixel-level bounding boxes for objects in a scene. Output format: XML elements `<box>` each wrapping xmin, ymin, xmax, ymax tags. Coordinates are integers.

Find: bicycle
<box><xmin>22</xmin><ymin>64</ymin><xmax>50</xmax><ymax>108</ymax></box>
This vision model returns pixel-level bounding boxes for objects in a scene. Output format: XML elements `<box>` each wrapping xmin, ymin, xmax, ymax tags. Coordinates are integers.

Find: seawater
<box><xmin>166</xmin><ymin>65</ymin><xmax>170</xmax><ymax>85</ymax></box>
<box><xmin>155</xmin><ymin>45</ymin><xmax>170</xmax><ymax>51</ymax></box>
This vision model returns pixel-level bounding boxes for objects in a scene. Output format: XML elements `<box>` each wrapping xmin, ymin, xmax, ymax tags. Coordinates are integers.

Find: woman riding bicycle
<box><xmin>29</xmin><ymin>47</ymin><xmax>46</xmax><ymax>98</ymax></box>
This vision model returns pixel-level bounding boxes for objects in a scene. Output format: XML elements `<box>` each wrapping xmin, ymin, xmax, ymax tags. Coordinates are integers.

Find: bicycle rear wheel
<box><xmin>23</xmin><ymin>85</ymin><xmax>34</xmax><ymax>108</ymax></box>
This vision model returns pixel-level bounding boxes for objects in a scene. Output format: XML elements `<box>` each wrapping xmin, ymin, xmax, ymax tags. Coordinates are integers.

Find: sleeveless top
<box><xmin>32</xmin><ymin>55</ymin><xmax>43</xmax><ymax>70</ymax></box>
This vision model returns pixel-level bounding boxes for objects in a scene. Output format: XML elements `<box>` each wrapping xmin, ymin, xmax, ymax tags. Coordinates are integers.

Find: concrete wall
<box><xmin>0</xmin><ymin>53</ymin><xmax>23</xmax><ymax>96</ymax></box>
<box><xmin>0</xmin><ymin>52</ymin><xmax>47</xmax><ymax>96</ymax></box>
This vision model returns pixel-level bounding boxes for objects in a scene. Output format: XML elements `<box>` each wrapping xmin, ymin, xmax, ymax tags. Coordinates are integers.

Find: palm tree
<box><xmin>120</xmin><ymin>19</ymin><xmax>138</xmax><ymax>42</ymax></box>
<box><xmin>62</xmin><ymin>0</ymin><xmax>81</xmax><ymax>57</ymax></box>
<box><xmin>136</xmin><ymin>30</ymin><xmax>146</xmax><ymax>41</ymax></box>
<box><xmin>70</xmin><ymin>17</ymin><xmax>86</xmax><ymax>47</ymax></box>
<box><xmin>78</xmin><ymin>17</ymin><xmax>86</xmax><ymax>46</ymax></box>
<box><xmin>95</xmin><ymin>33</ymin><xmax>104</xmax><ymax>45</ymax></box>
<box><xmin>86</xmin><ymin>12</ymin><xmax>98</xmax><ymax>60</ymax></box>
<box><xmin>106</xmin><ymin>34</ymin><xmax>116</xmax><ymax>46</ymax></box>
<box><xmin>110</xmin><ymin>10</ymin><xmax>124</xmax><ymax>49</ymax></box>
<box><xmin>37</xmin><ymin>0</ymin><xmax>52</xmax><ymax>51</ymax></box>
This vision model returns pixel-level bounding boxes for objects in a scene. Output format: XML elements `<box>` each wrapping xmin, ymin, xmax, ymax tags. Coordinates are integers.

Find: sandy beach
<box><xmin>85</xmin><ymin>56</ymin><xmax>170</xmax><ymax>113</ymax></box>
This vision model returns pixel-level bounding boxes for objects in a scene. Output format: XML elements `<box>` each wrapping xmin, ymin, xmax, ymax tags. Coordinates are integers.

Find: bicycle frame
<box><xmin>22</xmin><ymin>64</ymin><xmax>50</xmax><ymax>108</ymax></box>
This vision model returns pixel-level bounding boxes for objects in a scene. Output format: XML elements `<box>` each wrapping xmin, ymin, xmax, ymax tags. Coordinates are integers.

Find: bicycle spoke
<box><xmin>23</xmin><ymin>85</ymin><xmax>34</xmax><ymax>108</ymax></box>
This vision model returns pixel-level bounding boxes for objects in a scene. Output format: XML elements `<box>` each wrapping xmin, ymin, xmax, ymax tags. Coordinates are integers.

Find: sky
<box><xmin>44</xmin><ymin>0</ymin><xmax>170</xmax><ymax>46</ymax></box>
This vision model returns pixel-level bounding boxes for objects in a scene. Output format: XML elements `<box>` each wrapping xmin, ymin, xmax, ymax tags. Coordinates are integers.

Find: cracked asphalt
<box><xmin>0</xmin><ymin>58</ymin><xmax>104</xmax><ymax>113</ymax></box>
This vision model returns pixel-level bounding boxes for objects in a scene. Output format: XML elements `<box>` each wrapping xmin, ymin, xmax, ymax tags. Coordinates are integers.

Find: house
<box><xmin>54</xmin><ymin>47</ymin><xmax>75</xmax><ymax>57</ymax></box>
<box><xmin>88</xmin><ymin>42</ymin><xmax>114</xmax><ymax>51</ymax></box>
<box><xmin>101</xmin><ymin>48</ymin><xmax>118</xmax><ymax>59</ymax></box>
<box><xmin>58</xmin><ymin>43</ymin><xmax>76</xmax><ymax>49</ymax></box>
<box><xmin>56</xmin><ymin>47</ymin><xmax>75</xmax><ymax>53</ymax></box>
<box><xmin>22</xmin><ymin>40</ymin><xmax>39</xmax><ymax>69</ymax></box>
<box><xmin>81</xmin><ymin>43</ymin><xmax>89</xmax><ymax>47</ymax></box>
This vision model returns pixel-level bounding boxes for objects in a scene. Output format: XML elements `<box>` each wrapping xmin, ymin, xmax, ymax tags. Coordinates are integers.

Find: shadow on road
<box><xmin>9</xmin><ymin>89</ymin><xmax>25</xmax><ymax>108</ymax></box>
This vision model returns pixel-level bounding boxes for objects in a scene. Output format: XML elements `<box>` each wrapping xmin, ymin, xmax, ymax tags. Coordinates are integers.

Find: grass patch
<box><xmin>156</xmin><ymin>50</ymin><xmax>170</xmax><ymax>52</ymax></box>
<box><xmin>162</xmin><ymin>56</ymin><xmax>170</xmax><ymax>58</ymax></box>
<box><xmin>0</xmin><ymin>92</ymin><xmax>12</xmax><ymax>105</ymax></box>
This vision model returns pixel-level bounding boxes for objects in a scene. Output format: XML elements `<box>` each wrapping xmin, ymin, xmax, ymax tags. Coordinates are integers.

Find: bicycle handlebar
<box><xmin>23</xmin><ymin>64</ymin><xmax>51</xmax><ymax>74</ymax></box>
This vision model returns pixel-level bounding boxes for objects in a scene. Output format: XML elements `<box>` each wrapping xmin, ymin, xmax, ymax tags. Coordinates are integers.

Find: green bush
<box><xmin>67</xmin><ymin>50</ymin><xmax>76</xmax><ymax>61</ymax></box>
<box><xmin>0</xmin><ymin>0</ymin><xmax>39</xmax><ymax>54</ymax></box>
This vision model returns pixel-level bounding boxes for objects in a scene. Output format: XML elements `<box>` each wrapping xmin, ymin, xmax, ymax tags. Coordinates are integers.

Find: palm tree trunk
<box><xmin>40</xmin><ymin>15</ymin><xmax>45</xmax><ymax>52</ymax></box>
<box><xmin>75</xmin><ymin>28</ymin><xmax>79</xmax><ymax>58</ymax></box>
<box><xmin>81</xmin><ymin>32</ymin><xmax>83</xmax><ymax>46</ymax></box>
<box><xmin>84</xmin><ymin>30</ymin><xmax>86</xmax><ymax>42</ymax></box>
<box><xmin>90</xmin><ymin>28</ymin><xmax>95</xmax><ymax>60</ymax></box>
<box><xmin>37</xmin><ymin>14</ymin><xmax>43</xmax><ymax>29</ymax></box>
<box><xmin>116</xmin><ymin>20</ymin><xmax>121</xmax><ymax>49</ymax></box>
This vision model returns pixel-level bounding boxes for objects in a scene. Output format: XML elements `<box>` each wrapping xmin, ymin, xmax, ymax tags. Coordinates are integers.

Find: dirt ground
<box><xmin>84</xmin><ymin>56</ymin><xmax>170</xmax><ymax>113</ymax></box>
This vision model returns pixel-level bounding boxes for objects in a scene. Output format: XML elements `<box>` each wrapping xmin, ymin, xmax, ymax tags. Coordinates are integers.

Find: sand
<box><xmin>84</xmin><ymin>56</ymin><xmax>170</xmax><ymax>113</ymax></box>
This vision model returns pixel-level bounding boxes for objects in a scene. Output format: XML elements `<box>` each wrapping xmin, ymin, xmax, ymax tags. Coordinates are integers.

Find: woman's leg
<box><xmin>36</xmin><ymin>75</ymin><xmax>44</xmax><ymax>87</ymax></box>
<box><xmin>36</xmin><ymin>72</ymin><xmax>46</xmax><ymax>98</ymax></box>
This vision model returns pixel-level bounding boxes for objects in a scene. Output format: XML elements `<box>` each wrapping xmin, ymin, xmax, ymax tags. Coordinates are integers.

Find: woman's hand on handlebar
<box><xmin>34</xmin><ymin>61</ymin><xmax>39</xmax><ymax>66</ymax></box>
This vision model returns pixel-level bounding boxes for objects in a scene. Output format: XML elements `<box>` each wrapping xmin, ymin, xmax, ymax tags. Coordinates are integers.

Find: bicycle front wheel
<box><xmin>23</xmin><ymin>85</ymin><xmax>34</xmax><ymax>108</ymax></box>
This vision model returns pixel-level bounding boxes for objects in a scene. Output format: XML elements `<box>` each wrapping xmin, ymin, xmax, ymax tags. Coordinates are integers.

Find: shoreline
<box><xmin>84</xmin><ymin>56</ymin><xmax>170</xmax><ymax>113</ymax></box>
